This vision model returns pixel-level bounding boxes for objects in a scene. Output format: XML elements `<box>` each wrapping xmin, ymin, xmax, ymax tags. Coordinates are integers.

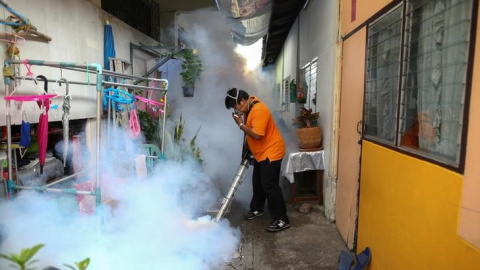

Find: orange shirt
<box><xmin>245</xmin><ymin>97</ymin><xmax>285</xmax><ymax>162</ymax></box>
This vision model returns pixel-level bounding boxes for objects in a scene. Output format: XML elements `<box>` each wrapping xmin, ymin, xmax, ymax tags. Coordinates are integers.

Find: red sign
<box><xmin>351</xmin><ymin>0</ymin><xmax>357</xmax><ymax>22</ymax></box>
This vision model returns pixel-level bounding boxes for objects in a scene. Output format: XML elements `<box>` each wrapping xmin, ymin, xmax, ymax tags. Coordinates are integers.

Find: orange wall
<box><xmin>358</xmin><ymin>142</ymin><xmax>480</xmax><ymax>269</ymax></box>
<box><xmin>341</xmin><ymin>0</ymin><xmax>395</xmax><ymax>36</ymax></box>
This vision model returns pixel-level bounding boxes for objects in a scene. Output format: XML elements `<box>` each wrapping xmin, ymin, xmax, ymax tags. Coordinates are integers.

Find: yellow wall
<box><xmin>357</xmin><ymin>142</ymin><xmax>480</xmax><ymax>269</ymax></box>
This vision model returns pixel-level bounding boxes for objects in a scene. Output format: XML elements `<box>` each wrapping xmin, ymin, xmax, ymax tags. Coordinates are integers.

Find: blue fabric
<box><xmin>338</xmin><ymin>250</ymin><xmax>354</xmax><ymax>270</ymax></box>
<box><xmin>353</xmin><ymin>247</ymin><xmax>371</xmax><ymax>270</ymax></box>
<box><xmin>19</xmin><ymin>120</ymin><xmax>31</xmax><ymax>147</ymax></box>
<box><xmin>104</xmin><ymin>24</ymin><xmax>116</xmax><ymax>71</ymax></box>
<box><xmin>104</xmin><ymin>24</ymin><xmax>116</xmax><ymax>110</ymax></box>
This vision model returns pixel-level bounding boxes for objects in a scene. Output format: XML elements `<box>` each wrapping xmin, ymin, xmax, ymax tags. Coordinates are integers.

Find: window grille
<box><xmin>301</xmin><ymin>58</ymin><xmax>318</xmax><ymax>110</ymax></box>
<box><xmin>364</xmin><ymin>0</ymin><xmax>474</xmax><ymax>167</ymax></box>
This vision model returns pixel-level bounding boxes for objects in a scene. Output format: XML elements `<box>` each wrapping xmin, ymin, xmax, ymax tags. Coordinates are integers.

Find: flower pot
<box><xmin>296</xmin><ymin>126</ymin><xmax>322</xmax><ymax>150</ymax></box>
<box><xmin>182</xmin><ymin>86</ymin><xmax>194</xmax><ymax>97</ymax></box>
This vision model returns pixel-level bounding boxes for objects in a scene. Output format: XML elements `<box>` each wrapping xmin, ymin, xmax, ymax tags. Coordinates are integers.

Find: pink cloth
<box><xmin>75</xmin><ymin>180</ymin><xmax>96</xmax><ymax>214</ymax></box>
<box><xmin>129</xmin><ymin>109</ymin><xmax>140</xmax><ymax>138</ymax></box>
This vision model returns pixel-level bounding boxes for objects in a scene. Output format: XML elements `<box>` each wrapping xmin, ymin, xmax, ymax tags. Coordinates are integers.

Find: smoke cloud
<box><xmin>0</xmin><ymin>125</ymin><xmax>240</xmax><ymax>269</ymax></box>
<box><xmin>161</xmin><ymin>8</ymin><xmax>293</xmax><ymax>204</ymax></box>
<box><xmin>0</xmin><ymin>6</ymin><xmax>294</xmax><ymax>270</ymax></box>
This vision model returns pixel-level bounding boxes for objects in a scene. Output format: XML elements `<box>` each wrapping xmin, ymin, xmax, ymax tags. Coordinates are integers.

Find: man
<box><xmin>224</xmin><ymin>88</ymin><xmax>290</xmax><ymax>232</ymax></box>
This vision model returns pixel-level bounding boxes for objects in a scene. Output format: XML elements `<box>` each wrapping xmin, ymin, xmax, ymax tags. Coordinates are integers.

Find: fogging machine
<box><xmin>214</xmin><ymin>148</ymin><xmax>253</xmax><ymax>222</ymax></box>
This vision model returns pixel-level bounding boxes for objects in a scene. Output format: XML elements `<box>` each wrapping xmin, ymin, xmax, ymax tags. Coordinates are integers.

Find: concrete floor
<box><xmin>222</xmin><ymin>203</ymin><xmax>349</xmax><ymax>270</ymax></box>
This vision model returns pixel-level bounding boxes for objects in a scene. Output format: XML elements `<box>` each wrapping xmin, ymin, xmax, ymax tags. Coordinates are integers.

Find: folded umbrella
<box><xmin>61</xmin><ymin>78</ymin><xmax>70</xmax><ymax>167</ymax></box>
<box><xmin>36</xmin><ymin>75</ymin><xmax>49</xmax><ymax>174</ymax></box>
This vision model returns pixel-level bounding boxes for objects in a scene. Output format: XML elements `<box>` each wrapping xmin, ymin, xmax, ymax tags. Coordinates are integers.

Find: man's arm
<box><xmin>239</xmin><ymin>123</ymin><xmax>263</xmax><ymax>140</ymax></box>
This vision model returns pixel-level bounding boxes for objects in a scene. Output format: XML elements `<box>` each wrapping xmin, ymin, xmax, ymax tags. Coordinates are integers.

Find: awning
<box><xmin>216</xmin><ymin>0</ymin><xmax>273</xmax><ymax>46</ymax></box>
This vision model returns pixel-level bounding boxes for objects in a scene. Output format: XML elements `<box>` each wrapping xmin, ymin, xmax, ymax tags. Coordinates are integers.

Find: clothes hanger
<box><xmin>0</xmin><ymin>30</ymin><xmax>25</xmax><ymax>44</ymax></box>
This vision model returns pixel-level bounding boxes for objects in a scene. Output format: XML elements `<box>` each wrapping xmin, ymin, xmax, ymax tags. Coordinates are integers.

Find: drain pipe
<box><xmin>326</xmin><ymin>0</ymin><xmax>343</xmax><ymax>222</ymax></box>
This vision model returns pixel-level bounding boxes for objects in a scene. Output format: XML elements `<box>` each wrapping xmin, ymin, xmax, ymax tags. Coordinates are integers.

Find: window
<box><xmin>364</xmin><ymin>0</ymin><xmax>475</xmax><ymax>168</ymax></box>
<box><xmin>300</xmin><ymin>58</ymin><xmax>318</xmax><ymax>110</ymax></box>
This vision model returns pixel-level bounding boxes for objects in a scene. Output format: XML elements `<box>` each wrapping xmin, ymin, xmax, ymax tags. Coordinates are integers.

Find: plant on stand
<box><xmin>293</xmin><ymin>107</ymin><xmax>322</xmax><ymax>150</ymax></box>
<box><xmin>179</xmin><ymin>49</ymin><xmax>203</xmax><ymax>97</ymax></box>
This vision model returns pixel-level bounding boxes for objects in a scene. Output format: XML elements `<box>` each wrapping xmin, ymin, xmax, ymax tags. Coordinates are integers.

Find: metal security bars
<box><xmin>302</xmin><ymin>58</ymin><xmax>318</xmax><ymax>110</ymax></box>
<box><xmin>365</xmin><ymin>4</ymin><xmax>403</xmax><ymax>145</ymax></box>
<box><xmin>364</xmin><ymin>0</ymin><xmax>475</xmax><ymax>168</ymax></box>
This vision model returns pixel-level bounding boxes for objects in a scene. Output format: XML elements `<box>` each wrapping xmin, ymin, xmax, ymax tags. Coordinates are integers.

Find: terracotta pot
<box><xmin>296</xmin><ymin>126</ymin><xmax>322</xmax><ymax>149</ymax></box>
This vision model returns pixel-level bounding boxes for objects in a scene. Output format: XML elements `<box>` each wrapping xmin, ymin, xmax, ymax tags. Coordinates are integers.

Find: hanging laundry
<box><xmin>129</xmin><ymin>107</ymin><xmax>140</xmax><ymax>138</ymax></box>
<box><xmin>19</xmin><ymin>112</ymin><xmax>30</xmax><ymax>148</ymax></box>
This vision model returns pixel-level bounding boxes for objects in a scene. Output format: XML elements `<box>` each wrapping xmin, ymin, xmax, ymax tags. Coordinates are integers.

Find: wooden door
<box><xmin>335</xmin><ymin>27</ymin><xmax>366</xmax><ymax>249</ymax></box>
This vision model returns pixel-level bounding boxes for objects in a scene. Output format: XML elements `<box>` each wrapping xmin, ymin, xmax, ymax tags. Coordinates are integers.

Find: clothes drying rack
<box><xmin>2</xmin><ymin>59</ymin><xmax>169</xmax><ymax>208</ymax></box>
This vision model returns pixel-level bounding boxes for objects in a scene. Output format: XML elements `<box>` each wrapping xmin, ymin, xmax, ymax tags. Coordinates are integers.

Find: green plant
<box><xmin>179</xmin><ymin>49</ymin><xmax>203</xmax><ymax>88</ymax></box>
<box><xmin>0</xmin><ymin>244</ymin><xmax>91</xmax><ymax>270</ymax></box>
<box><xmin>166</xmin><ymin>113</ymin><xmax>203</xmax><ymax>165</ymax></box>
<box><xmin>64</xmin><ymin>258</ymin><xmax>90</xmax><ymax>270</ymax></box>
<box><xmin>293</xmin><ymin>107</ymin><xmax>320</xmax><ymax>128</ymax></box>
<box><xmin>297</xmin><ymin>96</ymin><xmax>306</xmax><ymax>104</ymax></box>
<box><xmin>137</xmin><ymin>109</ymin><xmax>161</xmax><ymax>146</ymax></box>
<box><xmin>0</xmin><ymin>244</ymin><xmax>44</xmax><ymax>270</ymax></box>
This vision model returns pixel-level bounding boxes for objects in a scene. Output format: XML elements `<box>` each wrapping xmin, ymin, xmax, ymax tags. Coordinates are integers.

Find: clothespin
<box><xmin>22</xmin><ymin>59</ymin><xmax>33</xmax><ymax>77</ymax></box>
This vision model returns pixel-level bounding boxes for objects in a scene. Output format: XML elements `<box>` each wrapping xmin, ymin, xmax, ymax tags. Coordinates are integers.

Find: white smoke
<box><xmin>0</xmin><ymin>123</ymin><xmax>239</xmax><ymax>269</ymax></box>
<box><xmin>0</xmin><ymin>7</ymin><xmax>294</xmax><ymax>270</ymax></box>
<box><xmin>160</xmin><ymin>8</ymin><xmax>292</xmax><ymax>204</ymax></box>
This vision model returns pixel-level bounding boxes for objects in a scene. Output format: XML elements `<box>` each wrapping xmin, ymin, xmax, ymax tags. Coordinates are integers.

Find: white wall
<box><xmin>0</xmin><ymin>0</ymin><xmax>159</xmax><ymax>126</ymax></box>
<box><xmin>279</xmin><ymin>19</ymin><xmax>299</xmax><ymax>132</ymax></box>
<box><xmin>277</xmin><ymin>0</ymin><xmax>337</xmax><ymax>220</ymax></box>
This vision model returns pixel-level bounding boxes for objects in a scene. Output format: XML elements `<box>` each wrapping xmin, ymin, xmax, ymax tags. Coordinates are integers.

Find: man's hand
<box><xmin>233</xmin><ymin>112</ymin><xmax>263</xmax><ymax>139</ymax></box>
<box><xmin>232</xmin><ymin>113</ymin><xmax>243</xmax><ymax>126</ymax></box>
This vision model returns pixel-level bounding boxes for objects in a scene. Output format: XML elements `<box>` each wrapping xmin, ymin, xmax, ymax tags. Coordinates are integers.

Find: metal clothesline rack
<box><xmin>2</xmin><ymin>59</ymin><xmax>169</xmax><ymax>208</ymax></box>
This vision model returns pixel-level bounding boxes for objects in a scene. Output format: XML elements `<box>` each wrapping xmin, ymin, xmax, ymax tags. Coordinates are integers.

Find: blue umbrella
<box><xmin>104</xmin><ymin>22</ymin><xmax>116</xmax><ymax>71</ymax></box>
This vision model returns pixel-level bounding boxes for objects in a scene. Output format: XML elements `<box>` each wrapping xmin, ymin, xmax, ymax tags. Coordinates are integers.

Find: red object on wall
<box><xmin>351</xmin><ymin>0</ymin><xmax>357</xmax><ymax>22</ymax></box>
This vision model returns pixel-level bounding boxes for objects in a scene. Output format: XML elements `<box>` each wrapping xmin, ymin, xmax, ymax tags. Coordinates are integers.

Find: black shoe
<box><xmin>243</xmin><ymin>210</ymin><xmax>264</xmax><ymax>220</ymax></box>
<box><xmin>266</xmin><ymin>220</ymin><xmax>290</xmax><ymax>232</ymax></box>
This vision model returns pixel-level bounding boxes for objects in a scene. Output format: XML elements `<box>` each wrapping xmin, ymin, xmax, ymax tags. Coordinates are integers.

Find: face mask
<box><xmin>234</xmin><ymin>108</ymin><xmax>243</xmax><ymax>115</ymax></box>
<box><xmin>235</xmin><ymin>100</ymin><xmax>250</xmax><ymax>115</ymax></box>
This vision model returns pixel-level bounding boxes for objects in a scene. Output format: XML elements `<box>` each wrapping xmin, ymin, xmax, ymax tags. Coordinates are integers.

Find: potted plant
<box><xmin>297</xmin><ymin>96</ymin><xmax>307</xmax><ymax>105</ymax></box>
<box><xmin>293</xmin><ymin>107</ymin><xmax>322</xmax><ymax>150</ymax></box>
<box><xmin>179</xmin><ymin>49</ymin><xmax>203</xmax><ymax>97</ymax></box>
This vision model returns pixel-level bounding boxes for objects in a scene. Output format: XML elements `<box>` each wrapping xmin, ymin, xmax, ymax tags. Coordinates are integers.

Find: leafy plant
<box><xmin>64</xmin><ymin>258</ymin><xmax>90</xmax><ymax>270</ymax></box>
<box><xmin>297</xmin><ymin>96</ymin><xmax>306</xmax><ymax>104</ymax></box>
<box><xmin>137</xmin><ymin>109</ymin><xmax>161</xmax><ymax>146</ymax></box>
<box><xmin>0</xmin><ymin>244</ymin><xmax>91</xmax><ymax>270</ymax></box>
<box><xmin>179</xmin><ymin>49</ymin><xmax>203</xmax><ymax>88</ymax></box>
<box><xmin>0</xmin><ymin>244</ymin><xmax>44</xmax><ymax>270</ymax></box>
<box><xmin>293</xmin><ymin>107</ymin><xmax>320</xmax><ymax>128</ymax></box>
<box><xmin>166</xmin><ymin>113</ymin><xmax>203</xmax><ymax>165</ymax></box>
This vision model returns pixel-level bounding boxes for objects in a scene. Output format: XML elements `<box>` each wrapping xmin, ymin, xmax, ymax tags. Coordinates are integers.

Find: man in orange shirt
<box><xmin>225</xmin><ymin>88</ymin><xmax>290</xmax><ymax>232</ymax></box>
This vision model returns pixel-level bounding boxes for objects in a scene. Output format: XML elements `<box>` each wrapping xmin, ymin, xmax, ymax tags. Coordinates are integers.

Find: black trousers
<box><xmin>250</xmin><ymin>158</ymin><xmax>289</xmax><ymax>222</ymax></box>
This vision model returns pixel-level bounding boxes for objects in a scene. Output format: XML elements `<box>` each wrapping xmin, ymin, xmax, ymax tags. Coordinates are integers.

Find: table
<box><xmin>282</xmin><ymin>150</ymin><xmax>325</xmax><ymax>203</ymax></box>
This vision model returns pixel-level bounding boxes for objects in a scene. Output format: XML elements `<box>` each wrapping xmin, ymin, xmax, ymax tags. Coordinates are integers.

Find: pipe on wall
<box><xmin>326</xmin><ymin>0</ymin><xmax>343</xmax><ymax>222</ymax></box>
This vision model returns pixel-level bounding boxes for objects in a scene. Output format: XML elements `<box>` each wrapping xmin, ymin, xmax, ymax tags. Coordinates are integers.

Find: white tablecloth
<box><xmin>282</xmin><ymin>150</ymin><xmax>325</xmax><ymax>183</ymax></box>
